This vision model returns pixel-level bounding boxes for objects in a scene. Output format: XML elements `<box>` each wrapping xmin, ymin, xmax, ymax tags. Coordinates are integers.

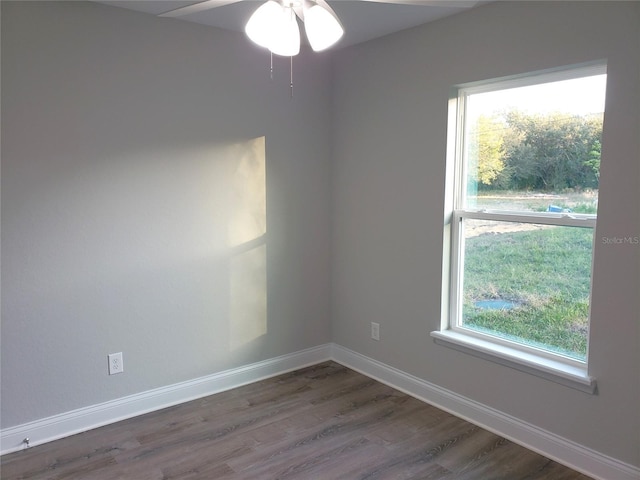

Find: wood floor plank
<box><xmin>1</xmin><ymin>362</ymin><xmax>594</xmax><ymax>480</ymax></box>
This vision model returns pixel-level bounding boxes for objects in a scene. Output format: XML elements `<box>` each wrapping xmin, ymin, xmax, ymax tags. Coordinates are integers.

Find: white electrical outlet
<box><xmin>371</xmin><ymin>322</ymin><xmax>380</xmax><ymax>341</ymax></box>
<box><xmin>108</xmin><ymin>352</ymin><xmax>124</xmax><ymax>375</ymax></box>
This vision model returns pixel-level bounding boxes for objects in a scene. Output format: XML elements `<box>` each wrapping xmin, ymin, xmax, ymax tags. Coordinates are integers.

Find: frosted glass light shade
<box><xmin>270</xmin><ymin>7</ymin><xmax>300</xmax><ymax>56</ymax></box>
<box><xmin>245</xmin><ymin>1</ymin><xmax>282</xmax><ymax>50</ymax></box>
<box><xmin>245</xmin><ymin>1</ymin><xmax>300</xmax><ymax>56</ymax></box>
<box><xmin>304</xmin><ymin>3</ymin><xmax>343</xmax><ymax>51</ymax></box>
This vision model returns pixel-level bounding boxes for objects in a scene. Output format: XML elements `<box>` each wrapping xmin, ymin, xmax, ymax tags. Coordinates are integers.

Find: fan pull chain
<box><xmin>265</xmin><ymin>51</ymin><xmax>294</xmax><ymax>97</ymax></box>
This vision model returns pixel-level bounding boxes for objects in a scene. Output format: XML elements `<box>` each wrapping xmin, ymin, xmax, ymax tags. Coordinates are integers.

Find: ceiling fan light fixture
<box><xmin>246</xmin><ymin>0</ymin><xmax>342</xmax><ymax>56</ymax></box>
<box><xmin>303</xmin><ymin>1</ymin><xmax>344</xmax><ymax>51</ymax></box>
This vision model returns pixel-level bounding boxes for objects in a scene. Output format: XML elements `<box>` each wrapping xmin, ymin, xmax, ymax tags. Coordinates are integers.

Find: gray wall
<box><xmin>331</xmin><ymin>1</ymin><xmax>639</xmax><ymax>467</ymax></box>
<box><xmin>1</xmin><ymin>1</ymin><xmax>332</xmax><ymax>427</ymax></box>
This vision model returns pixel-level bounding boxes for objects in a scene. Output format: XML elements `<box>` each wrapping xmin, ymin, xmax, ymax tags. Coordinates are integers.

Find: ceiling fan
<box><xmin>158</xmin><ymin>0</ymin><xmax>478</xmax><ymax>56</ymax></box>
<box><xmin>154</xmin><ymin>0</ymin><xmax>477</xmax><ymax>97</ymax></box>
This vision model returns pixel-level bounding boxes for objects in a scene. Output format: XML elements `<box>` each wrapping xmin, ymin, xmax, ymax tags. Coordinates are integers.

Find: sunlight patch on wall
<box><xmin>228</xmin><ymin>137</ymin><xmax>267</xmax><ymax>350</ymax></box>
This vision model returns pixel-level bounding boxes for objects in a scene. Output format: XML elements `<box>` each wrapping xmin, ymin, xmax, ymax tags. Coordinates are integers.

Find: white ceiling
<box><xmin>94</xmin><ymin>0</ymin><xmax>481</xmax><ymax>48</ymax></box>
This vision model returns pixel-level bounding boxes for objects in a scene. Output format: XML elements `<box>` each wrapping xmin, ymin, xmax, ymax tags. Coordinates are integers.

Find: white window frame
<box><xmin>432</xmin><ymin>63</ymin><xmax>606</xmax><ymax>394</ymax></box>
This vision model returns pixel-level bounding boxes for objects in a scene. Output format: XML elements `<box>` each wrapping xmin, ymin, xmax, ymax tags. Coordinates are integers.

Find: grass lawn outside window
<box><xmin>462</xmin><ymin>213</ymin><xmax>593</xmax><ymax>361</ymax></box>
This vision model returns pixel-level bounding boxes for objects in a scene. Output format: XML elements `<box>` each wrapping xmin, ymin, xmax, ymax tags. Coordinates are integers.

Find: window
<box><xmin>432</xmin><ymin>63</ymin><xmax>607</xmax><ymax>393</ymax></box>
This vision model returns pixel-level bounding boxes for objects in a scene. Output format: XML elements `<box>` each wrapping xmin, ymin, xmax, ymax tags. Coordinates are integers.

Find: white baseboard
<box><xmin>1</xmin><ymin>344</ymin><xmax>332</xmax><ymax>456</ymax></box>
<box><xmin>3</xmin><ymin>342</ymin><xmax>638</xmax><ymax>480</ymax></box>
<box><xmin>330</xmin><ymin>343</ymin><xmax>640</xmax><ymax>480</ymax></box>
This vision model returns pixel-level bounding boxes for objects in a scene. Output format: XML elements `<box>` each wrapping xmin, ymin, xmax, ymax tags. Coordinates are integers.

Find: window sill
<box><xmin>430</xmin><ymin>330</ymin><xmax>597</xmax><ymax>394</ymax></box>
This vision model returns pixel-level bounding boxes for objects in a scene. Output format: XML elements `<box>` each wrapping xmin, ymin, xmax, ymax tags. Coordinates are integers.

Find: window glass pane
<box><xmin>463</xmin><ymin>74</ymin><xmax>606</xmax><ymax>214</ymax></box>
<box><xmin>460</xmin><ymin>219</ymin><xmax>594</xmax><ymax>361</ymax></box>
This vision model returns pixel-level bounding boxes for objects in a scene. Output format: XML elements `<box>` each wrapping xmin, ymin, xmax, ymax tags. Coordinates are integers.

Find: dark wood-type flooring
<box><xmin>1</xmin><ymin>361</ymin><xmax>594</xmax><ymax>480</ymax></box>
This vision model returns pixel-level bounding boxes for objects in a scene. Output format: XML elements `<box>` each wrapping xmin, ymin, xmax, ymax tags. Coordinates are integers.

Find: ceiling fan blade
<box><xmin>356</xmin><ymin>0</ymin><xmax>478</xmax><ymax>7</ymax></box>
<box><xmin>159</xmin><ymin>0</ymin><xmax>244</xmax><ymax>18</ymax></box>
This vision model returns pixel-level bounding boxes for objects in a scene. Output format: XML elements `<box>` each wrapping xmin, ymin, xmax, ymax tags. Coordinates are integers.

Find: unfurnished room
<box><xmin>1</xmin><ymin>1</ymin><xmax>639</xmax><ymax>479</ymax></box>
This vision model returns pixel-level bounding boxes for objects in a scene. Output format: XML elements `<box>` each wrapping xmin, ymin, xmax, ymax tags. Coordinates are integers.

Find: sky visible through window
<box><xmin>467</xmin><ymin>74</ymin><xmax>607</xmax><ymax>119</ymax></box>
